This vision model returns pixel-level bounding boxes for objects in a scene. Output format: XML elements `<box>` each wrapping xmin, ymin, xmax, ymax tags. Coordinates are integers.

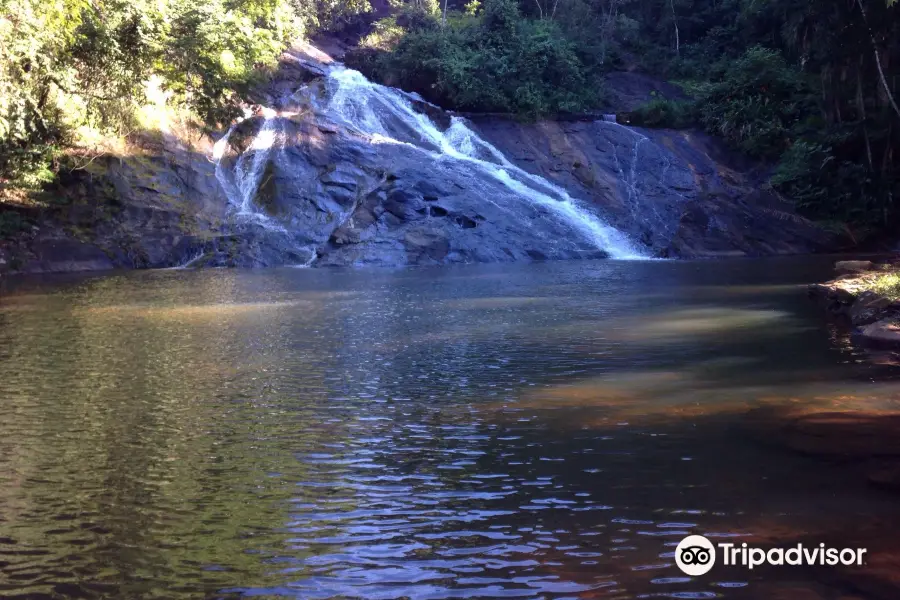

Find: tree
<box><xmin>856</xmin><ymin>0</ymin><xmax>900</xmax><ymax>119</ymax></box>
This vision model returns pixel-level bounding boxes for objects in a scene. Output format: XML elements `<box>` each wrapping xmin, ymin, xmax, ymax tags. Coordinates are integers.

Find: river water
<box><xmin>2</xmin><ymin>257</ymin><xmax>899</xmax><ymax>599</ymax></box>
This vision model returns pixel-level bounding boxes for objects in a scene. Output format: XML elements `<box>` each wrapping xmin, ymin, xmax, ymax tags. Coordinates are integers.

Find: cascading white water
<box><xmin>322</xmin><ymin>67</ymin><xmax>648</xmax><ymax>259</ymax></box>
<box><xmin>212</xmin><ymin>62</ymin><xmax>649</xmax><ymax>260</ymax></box>
<box><xmin>212</xmin><ymin>123</ymin><xmax>239</xmax><ymax>203</ymax></box>
<box><xmin>235</xmin><ymin>113</ymin><xmax>279</xmax><ymax>215</ymax></box>
<box><xmin>212</xmin><ymin>109</ymin><xmax>290</xmax><ymax>234</ymax></box>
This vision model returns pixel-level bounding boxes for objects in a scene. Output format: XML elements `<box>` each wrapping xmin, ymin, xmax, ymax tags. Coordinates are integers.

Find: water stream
<box><xmin>213</xmin><ymin>64</ymin><xmax>648</xmax><ymax>260</ymax></box>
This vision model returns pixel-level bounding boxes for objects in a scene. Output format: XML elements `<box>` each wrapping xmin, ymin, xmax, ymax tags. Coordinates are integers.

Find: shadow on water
<box><xmin>2</xmin><ymin>256</ymin><xmax>900</xmax><ymax>599</ymax></box>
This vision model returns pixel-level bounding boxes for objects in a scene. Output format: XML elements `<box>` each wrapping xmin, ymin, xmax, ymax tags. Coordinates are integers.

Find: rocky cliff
<box><xmin>472</xmin><ymin>118</ymin><xmax>827</xmax><ymax>258</ymax></box>
<box><xmin>0</xmin><ymin>43</ymin><xmax>831</xmax><ymax>275</ymax></box>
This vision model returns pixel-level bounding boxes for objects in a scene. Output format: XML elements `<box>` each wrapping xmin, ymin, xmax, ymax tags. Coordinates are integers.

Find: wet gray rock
<box><xmin>25</xmin><ymin>239</ymin><xmax>115</xmax><ymax>273</ymax></box>
<box><xmin>2</xmin><ymin>53</ymin><xmax>833</xmax><ymax>275</ymax></box>
<box><xmin>403</xmin><ymin>227</ymin><xmax>450</xmax><ymax>263</ymax></box>
<box><xmin>470</xmin><ymin>119</ymin><xmax>831</xmax><ymax>258</ymax></box>
<box><xmin>850</xmin><ymin>291</ymin><xmax>895</xmax><ymax>326</ymax></box>
<box><xmin>219</xmin><ymin>116</ymin><xmax>615</xmax><ymax>268</ymax></box>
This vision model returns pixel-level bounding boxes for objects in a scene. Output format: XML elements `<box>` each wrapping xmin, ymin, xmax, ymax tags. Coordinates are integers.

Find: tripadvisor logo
<box><xmin>675</xmin><ymin>535</ymin><xmax>868</xmax><ymax>576</ymax></box>
<box><xmin>676</xmin><ymin>535</ymin><xmax>716</xmax><ymax>576</ymax></box>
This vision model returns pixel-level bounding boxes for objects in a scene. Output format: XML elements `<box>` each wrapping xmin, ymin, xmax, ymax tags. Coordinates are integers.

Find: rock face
<box><xmin>601</xmin><ymin>71</ymin><xmax>688</xmax><ymax>113</ymax></box>
<box><xmin>0</xmin><ymin>131</ymin><xmax>238</xmax><ymax>274</ymax></box>
<box><xmin>470</xmin><ymin>119</ymin><xmax>829</xmax><ymax>258</ymax></box>
<box><xmin>213</xmin><ymin>116</ymin><xmax>616</xmax><ymax>268</ymax></box>
<box><xmin>0</xmin><ymin>44</ymin><xmax>832</xmax><ymax>274</ymax></box>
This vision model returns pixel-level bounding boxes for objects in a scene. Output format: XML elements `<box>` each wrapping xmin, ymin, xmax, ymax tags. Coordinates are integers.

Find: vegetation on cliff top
<box><xmin>0</xmin><ymin>0</ymin><xmax>354</xmax><ymax>201</ymax></box>
<box><xmin>1</xmin><ymin>0</ymin><xmax>899</xmax><ymax>243</ymax></box>
<box><xmin>346</xmin><ymin>0</ymin><xmax>600</xmax><ymax>116</ymax></box>
<box><xmin>351</xmin><ymin>0</ymin><xmax>900</xmax><ymax>240</ymax></box>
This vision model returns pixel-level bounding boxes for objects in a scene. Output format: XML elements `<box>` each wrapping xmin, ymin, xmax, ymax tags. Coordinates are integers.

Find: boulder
<box><xmin>849</xmin><ymin>292</ymin><xmax>895</xmax><ymax>326</ymax></box>
<box><xmin>836</xmin><ymin>260</ymin><xmax>875</xmax><ymax>275</ymax></box>
<box><xmin>858</xmin><ymin>319</ymin><xmax>900</xmax><ymax>346</ymax></box>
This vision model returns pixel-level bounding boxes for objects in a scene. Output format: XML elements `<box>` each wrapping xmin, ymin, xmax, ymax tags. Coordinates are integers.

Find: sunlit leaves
<box><xmin>0</xmin><ymin>0</ymin><xmax>305</xmax><ymax>188</ymax></box>
<box><xmin>354</xmin><ymin>0</ymin><xmax>597</xmax><ymax>116</ymax></box>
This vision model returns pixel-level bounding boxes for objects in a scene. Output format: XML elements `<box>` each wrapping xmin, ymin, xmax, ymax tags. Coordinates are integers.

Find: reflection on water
<box><xmin>1</xmin><ymin>257</ymin><xmax>900</xmax><ymax>599</ymax></box>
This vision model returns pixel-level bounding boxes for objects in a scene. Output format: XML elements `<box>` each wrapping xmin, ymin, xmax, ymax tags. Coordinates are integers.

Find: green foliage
<box><xmin>870</xmin><ymin>273</ymin><xmax>900</xmax><ymax>300</ymax></box>
<box><xmin>601</xmin><ymin>0</ymin><xmax>900</xmax><ymax>236</ymax></box>
<box><xmin>357</xmin><ymin>0</ymin><xmax>599</xmax><ymax>116</ymax></box>
<box><xmin>772</xmin><ymin>135</ymin><xmax>896</xmax><ymax>227</ymax></box>
<box><xmin>629</xmin><ymin>95</ymin><xmax>695</xmax><ymax>128</ymax></box>
<box><xmin>359</xmin><ymin>16</ymin><xmax>407</xmax><ymax>50</ymax></box>
<box><xmin>309</xmin><ymin>0</ymin><xmax>373</xmax><ymax>31</ymax></box>
<box><xmin>160</xmin><ymin>0</ymin><xmax>303</xmax><ymax>124</ymax></box>
<box><xmin>0</xmin><ymin>0</ymin><xmax>304</xmax><ymax>191</ymax></box>
<box><xmin>695</xmin><ymin>46</ymin><xmax>814</xmax><ymax>158</ymax></box>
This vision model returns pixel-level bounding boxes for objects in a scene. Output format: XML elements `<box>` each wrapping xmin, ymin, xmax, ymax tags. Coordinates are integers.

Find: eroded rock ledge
<box><xmin>809</xmin><ymin>259</ymin><xmax>900</xmax><ymax>345</ymax></box>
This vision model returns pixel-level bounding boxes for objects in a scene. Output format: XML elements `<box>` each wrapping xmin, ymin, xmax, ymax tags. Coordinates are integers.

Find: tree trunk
<box><xmin>670</xmin><ymin>0</ymin><xmax>680</xmax><ymax>56</ymax></box>
<box><xmin>858</xmin><ymin>64</ymin><xmax>874</xmax><ymax>169</ymax></box>
<box><xmin>856</xmin><ymin>0</ymin><xmax>900</xmax><ymax>119</ymax></box>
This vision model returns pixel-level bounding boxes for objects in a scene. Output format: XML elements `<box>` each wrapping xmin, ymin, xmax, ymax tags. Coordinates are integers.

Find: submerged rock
<box><xmin>779</xmin><ymin>411</ymin><xmax>900</xmax><ymax>458</ymax></box>
<box><xmin>836</xmin><ymin>260</ymin><xmax>876</xmax><ymax>275</ymax></box>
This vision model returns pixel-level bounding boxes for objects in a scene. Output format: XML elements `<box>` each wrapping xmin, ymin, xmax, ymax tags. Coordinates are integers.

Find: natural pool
<box><xmin>2</xmin><ymin>257</ymin><xmax>899</xmax><ymax>599</ymax></box>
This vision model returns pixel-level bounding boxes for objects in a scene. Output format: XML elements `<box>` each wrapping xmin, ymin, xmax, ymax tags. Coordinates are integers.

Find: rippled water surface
<box><xmin>2</xmin><ymin>258</ymin><xmax>900</xmax><ymax>599</ymax></box>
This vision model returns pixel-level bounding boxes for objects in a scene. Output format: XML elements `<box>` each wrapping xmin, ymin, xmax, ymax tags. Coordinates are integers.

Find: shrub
<box><xmin>694</xmin><ymin>46</ymin><xmax>814</xmax><ymax>159</ymax></box>
<box><xmin>360</xmin><ymin>0</ymin><xmax>598</xmax><ymax>117</ymax></box>
<box><xmin>870</xmin><ymin>273</ymin><xmax>900</xmax><ymax>301</ymax></box>
<box><xmin>772</xmin><ymin>136</ymin><xmax>895</xmax><ymax>231</ymax></box>
<box><xmin>629</xmin><ymin>96</ymin><xmax>696</xmax><ymax>128</ymax></box>
<box><xmin>1</xmin><ymin>0</ymin><xmax>305</xmax><ymax>191</ymax></box>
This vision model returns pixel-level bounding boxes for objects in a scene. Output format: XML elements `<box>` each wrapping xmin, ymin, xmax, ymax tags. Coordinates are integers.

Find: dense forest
<box><xmin>1</xmin><ymin>0</ymin><xmax>899</xmax><ymax>241</ymax></box>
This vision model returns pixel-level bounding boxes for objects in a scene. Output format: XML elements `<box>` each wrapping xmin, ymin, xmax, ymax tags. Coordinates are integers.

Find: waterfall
<box><xmin>212</xmin><ymin>109</ymin><xmax>319</xmax><ymax>266</ymax></box>
<box><xmin>213</xmin><ymin>62</ymin><xmax>649</xmax><ymax>260</ymax></box>
<box><xmin>212</xmin><ymin>123</ymin><xmax>239</xmax><ymax>206</ymax></box>
<box><xmin>212</xmin><ymin>109</ymin><xmax>287</xmax><ymax>233</ymax></box>
<box><xmin>600</xmin><ymin>121</ymin><xmax>650</xmax><ymax>215</ymax></box>
<box><xmin>234</xmin><ymin>113</ymin><xmax>279</xmax><ymax>216</ymax></box>
<box><xmin>322</xmin><ymin>67</ymin><xmax>647</xmax><ymax>259</ymax></box>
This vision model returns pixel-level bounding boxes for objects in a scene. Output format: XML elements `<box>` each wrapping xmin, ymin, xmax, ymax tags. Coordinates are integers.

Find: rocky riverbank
<box><xmin>809</xmin><ymin>259</ymin><xmax>900</xmax><ymax>346</ymax></box>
